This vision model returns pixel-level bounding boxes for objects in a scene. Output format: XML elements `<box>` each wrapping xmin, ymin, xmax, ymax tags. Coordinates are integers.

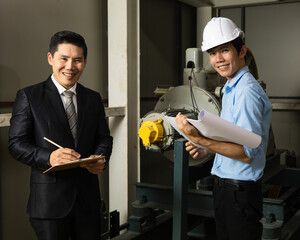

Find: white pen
<box><xmin>43</xmin><ymin>137</ymin><xmax>63</xmax><ymax>149</ymax></box>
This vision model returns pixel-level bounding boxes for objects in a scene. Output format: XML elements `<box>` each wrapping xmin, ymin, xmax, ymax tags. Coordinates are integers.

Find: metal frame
<box><xmin>112</xmin><ymin>139</ymin><xmax>300</xmax><ymax>239</ymax></box>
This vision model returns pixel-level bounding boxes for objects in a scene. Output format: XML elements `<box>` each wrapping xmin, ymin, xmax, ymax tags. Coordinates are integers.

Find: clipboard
<box><xmin>43</xmin><ymin>156</ymin><xmax>105</xmax><ymax>174</ymax></box>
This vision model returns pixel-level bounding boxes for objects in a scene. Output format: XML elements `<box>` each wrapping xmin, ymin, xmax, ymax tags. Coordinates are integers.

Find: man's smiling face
<box><xmin>208</xmin><ymin>42</ymin><xmax>246</xmax><ymax>81</ymax></box>
<box><xmin>47</xmin><ymin>43</ymin><xmax>87</xmax><ymax>89</ymax></box>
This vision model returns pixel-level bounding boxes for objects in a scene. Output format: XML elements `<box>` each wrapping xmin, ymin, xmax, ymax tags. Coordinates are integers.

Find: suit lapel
<box><xmin>44</xmin><ymin>78</ymin><xmax>74</xmax><ymax>142</ymax></box>
<box><xmin>75</xmin><ymin>84</ymin><xmax>86</xmax><ymax>143</ymax></box>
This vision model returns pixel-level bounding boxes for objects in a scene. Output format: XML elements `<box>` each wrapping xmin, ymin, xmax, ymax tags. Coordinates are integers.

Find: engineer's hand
<box><xmin>175</xmin><ymin>112</ymin><xmax>202</xmax><ymax>139</ymax></box>
<box><xmin>49</xmin><ymin>148</ymin><xmax>81</xmax><ymax>166</ymax></box>
<box><xmin>185</xmin><ymin>141</ymin><xmax>210</xmax><ymax>159</ymax></box>
<box><xmin>80</xmin><ymin>155</ymin><xmax>106</xmax><ymax>174</ymax></box>
<box><xmin>175</xmin><ymin>112</ymin><xmax>211</xmax><ymax>159</ymax></box>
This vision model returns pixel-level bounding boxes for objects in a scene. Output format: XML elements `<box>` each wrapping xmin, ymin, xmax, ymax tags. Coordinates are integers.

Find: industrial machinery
<box><xmin>138</xmin><ymin>48</ymin><xmax>221</xmax><ymax>167</ymax></box>
<box><xmin>110</xmin><ymin>49</ymin><xmax>300</xmax><ymax>240</ymax></box>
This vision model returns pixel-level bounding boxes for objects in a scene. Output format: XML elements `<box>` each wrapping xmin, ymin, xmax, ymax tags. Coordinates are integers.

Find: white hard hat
<box><xmin>201</xmin><ymin>17</ymin><xmax>245</xmax><ymax>52</ymax></box>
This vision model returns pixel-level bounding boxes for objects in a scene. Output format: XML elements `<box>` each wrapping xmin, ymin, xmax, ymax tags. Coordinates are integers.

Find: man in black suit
<box><xmin>8</xmin><ymin>31</ymin><xmax>113</xmax><ymax>240</ymax></box>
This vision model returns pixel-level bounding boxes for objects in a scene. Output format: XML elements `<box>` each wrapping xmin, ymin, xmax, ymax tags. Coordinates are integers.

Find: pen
<box><xmin>99</xmin><ymin>153</ymin><xmax>106</xmax><ymax>163</ymax></box>
<box><xmin>43</xmin><ymin>137</ymin><xmax>63</xmax><ymax>149</ymax></box>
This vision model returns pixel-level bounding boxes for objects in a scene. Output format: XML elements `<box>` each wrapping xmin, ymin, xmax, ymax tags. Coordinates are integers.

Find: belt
<box><xmin>214</xmin><ymin>176</ymin><xmax>260</xmax><ymax>191</ymax></box>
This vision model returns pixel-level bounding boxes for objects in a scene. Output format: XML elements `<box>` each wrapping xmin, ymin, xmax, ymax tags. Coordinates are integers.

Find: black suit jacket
<box><xmin>8</xmin><ymin>77</ymin><xmax>113</xmax><ymax>219</ymax></box>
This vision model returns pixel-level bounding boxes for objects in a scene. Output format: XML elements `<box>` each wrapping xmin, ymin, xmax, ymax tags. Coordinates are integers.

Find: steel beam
<box><xmin>172</xmin><ymin>139</ymin><xmax>189</xmax><ymax>239</ymax></box>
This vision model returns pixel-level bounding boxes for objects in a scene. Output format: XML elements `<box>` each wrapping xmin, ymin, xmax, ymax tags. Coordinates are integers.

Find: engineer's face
<box><xmin>208</xmin><ymin>43</ymin><xmax>246</xmax><ymax>81</ymax></box>
<box><xmin>47</xmin><ymin>43</ymin><xmax>87</xmax><ymax>89</ymax></box>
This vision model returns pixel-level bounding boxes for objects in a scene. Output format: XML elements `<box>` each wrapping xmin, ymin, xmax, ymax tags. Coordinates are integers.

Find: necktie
<box><xmin>63</xmin><ymin>90</ymin><xmax>77</xmax><ymax>139</ymax></box>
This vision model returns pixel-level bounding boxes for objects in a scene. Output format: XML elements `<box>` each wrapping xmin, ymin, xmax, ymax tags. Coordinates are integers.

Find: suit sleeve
<box><xmin>93</xmin><ymin>93</ymin><xmax>113</xmax><ymax>164</ymax></box>
<box><xmin>8</xmin><ymin>89</ymin><xmax>52</xmax><ymax>170</ymax></box>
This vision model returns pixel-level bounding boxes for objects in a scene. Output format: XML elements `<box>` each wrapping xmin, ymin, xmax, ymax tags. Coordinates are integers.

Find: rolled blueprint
<box><xmin>165</xmin><ymin>110</ymin><xmax>261</xmax><ymax>148</ymax></box>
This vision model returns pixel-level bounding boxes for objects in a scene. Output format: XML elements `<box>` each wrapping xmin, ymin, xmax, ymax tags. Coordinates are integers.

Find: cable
<box><xmin>187</xmin><ymin>63</ymin><xmax>200</xmax><ymax>118</ymax></box>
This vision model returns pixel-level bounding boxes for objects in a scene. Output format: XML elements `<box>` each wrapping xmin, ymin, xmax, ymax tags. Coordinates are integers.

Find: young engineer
<box><xmin>176</xmin><ymin>17</ymin><xmax>272</xmax><ymax>240</ymax></box>
<box><xmin>8</xmin><ymin>31</ymin><xmax>113</xmax><ymax>240</ymax></box>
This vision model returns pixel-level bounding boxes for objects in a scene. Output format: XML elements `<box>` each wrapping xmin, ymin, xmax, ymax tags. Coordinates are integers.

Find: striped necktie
<box><xmin>63</xmin><ymin>90</ymin><xmax>77</xmax><ymax>139</ymax></box>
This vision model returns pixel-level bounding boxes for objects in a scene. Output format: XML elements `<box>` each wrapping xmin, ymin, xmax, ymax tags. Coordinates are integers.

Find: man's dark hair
<box><xmin>231</xmin><ymin>37</ymin><xmax>245</xmax><ymax>54</ymax></box>
<box><xmin>49</xmin><ymin>31</ymin><xmax>88</xmax><ymax>59</ymax></box>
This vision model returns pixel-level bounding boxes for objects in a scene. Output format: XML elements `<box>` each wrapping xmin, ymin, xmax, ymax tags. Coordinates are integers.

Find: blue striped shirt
<box><xmin>211</xmin><ymin>66</ymin><xmax>272</xmax><ymax>181</ymax></box>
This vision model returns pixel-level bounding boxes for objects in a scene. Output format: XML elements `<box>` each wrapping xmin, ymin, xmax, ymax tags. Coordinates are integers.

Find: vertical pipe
<box><xmin>108</xmin><ymin>0</ymin><xmax>140</xmax><ymax>224</ymax></box>
<box><xmin>108</xmin><ymin>0</ymin><xmax>129</xmax><ymax>225</ymax></box>
<box><xmin>196</xmin><ymin>7</ymin><xmax>212</xmax><ymax>70</ymax></box>
<box><xmin>127</xmin><ymin>0</ymin><xmax>140</xmax><ymax>215</ymax></box>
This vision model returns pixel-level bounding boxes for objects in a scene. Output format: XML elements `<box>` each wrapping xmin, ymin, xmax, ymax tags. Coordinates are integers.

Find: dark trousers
<box><xmin>30</xmin><ymin>198</ymin><xmax>101</xmax><ymax>240</ymax></box>
<box><xmin>213</xmin><ymin>177</ymin><xmax>263</xmax><ymax>240</ymax></box>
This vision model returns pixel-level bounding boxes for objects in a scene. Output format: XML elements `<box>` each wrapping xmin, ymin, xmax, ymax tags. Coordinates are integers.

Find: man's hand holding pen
<box><xmin>49</xmin><ymin>148</ymin><xmax>81</xmax><ymax>166</ymax></box>
<box><xmin>44</xmin><ymin>137</ymin><xmax>81</xmax><ymax>166</ymax></box>
<box><xmin>45</xmin><ymin>137</ymin><xmax>106</xmax><ymax>174</ymax></box>
<box><xmin>49</xmin><ymin>149</ymin><xmax>105</xmax><ymax>174</ymax></box>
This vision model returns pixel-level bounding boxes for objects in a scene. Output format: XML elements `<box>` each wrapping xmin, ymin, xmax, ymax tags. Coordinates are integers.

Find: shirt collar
<box><xmin>222</xmin><ymin>66</ymin><xmax>249</xmax><ymax>94</ymax></box>
<box><xmin>51</xmin><ymin>74</ymin><xmax>77</xmax><ymax>95</ymax></box>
